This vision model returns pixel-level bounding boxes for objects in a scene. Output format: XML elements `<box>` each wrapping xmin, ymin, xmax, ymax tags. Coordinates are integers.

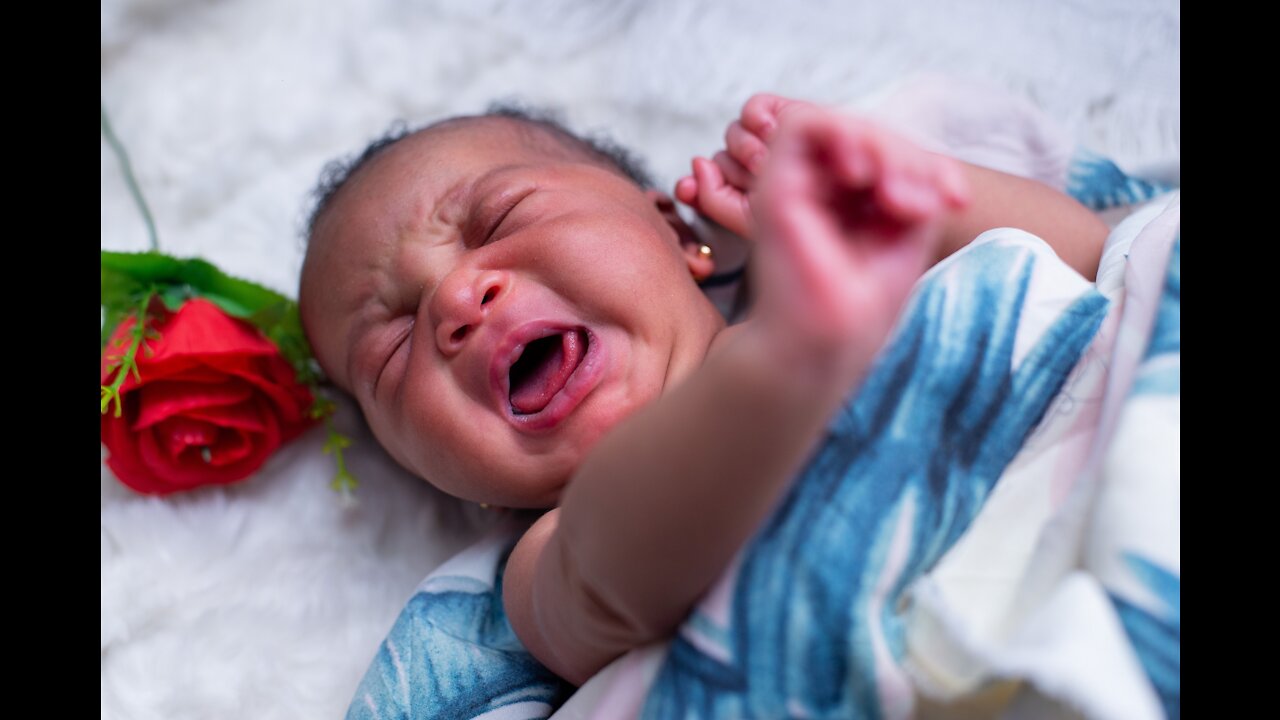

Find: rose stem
<box><xmin>101</xmin><ymin>102</ymin><xmax>160</xmax><ymax>253</ymax></box>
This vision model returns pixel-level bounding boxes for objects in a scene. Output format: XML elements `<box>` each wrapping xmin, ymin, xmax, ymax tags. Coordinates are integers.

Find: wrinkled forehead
<box><xmin>312</xmin><ymin>117</ymin><xmax>590</xmax><ymax>246</ymax></box>
<box><xmin>334</xmin><ymin>120</ymin><xmax>518</xmax><ymax>223</ymax></box>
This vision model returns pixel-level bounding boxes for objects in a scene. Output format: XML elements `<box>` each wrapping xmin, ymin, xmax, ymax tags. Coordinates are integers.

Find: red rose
<box><xmin>101</xmin><ymin>298</ymin><xmax>317</xmax><ymax>495</ymax></box>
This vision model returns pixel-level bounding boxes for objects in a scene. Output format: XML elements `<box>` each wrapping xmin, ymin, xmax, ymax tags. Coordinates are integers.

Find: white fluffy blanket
<box><xmin>100</xmin><ymin>2</ymin><xmax>1179</xmax><ymax>717</ymax></box>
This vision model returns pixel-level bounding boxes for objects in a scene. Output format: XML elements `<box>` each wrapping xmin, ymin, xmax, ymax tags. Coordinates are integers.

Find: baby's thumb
<box><xmin>692</xmin><ymin>157</ymin><xmax>751</xmax><ymax>238</ymax></box>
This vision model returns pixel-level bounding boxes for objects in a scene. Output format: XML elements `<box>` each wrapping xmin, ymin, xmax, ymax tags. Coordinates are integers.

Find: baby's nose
<box><xmin>430</xmin><ymin>269</ymin><xmax>507</xmax><ymax>356</ymax></box>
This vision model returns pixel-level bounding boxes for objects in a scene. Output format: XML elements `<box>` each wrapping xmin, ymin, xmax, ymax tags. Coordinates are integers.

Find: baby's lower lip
<box><xmin>497</xmin><ymin>326</ymin><xmax>605</xmax><ymax>433</ymax></box>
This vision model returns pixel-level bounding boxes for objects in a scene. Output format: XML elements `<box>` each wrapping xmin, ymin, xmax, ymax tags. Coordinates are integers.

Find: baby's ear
<box><xmin>646</xmin><ymin>190</ymin><xmax>715</xmax><ymax>281</ymax></box>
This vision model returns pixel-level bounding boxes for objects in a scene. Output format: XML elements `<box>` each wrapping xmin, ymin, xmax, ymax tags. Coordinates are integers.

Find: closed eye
<box><xmin>372</xmin><ymin>318</ymin><xmax>414</xmax><ymax>396</ymax></box>
<box><xmin>482</xmin><ymin>189</ymin><xmax>534</xmax><ymax>245</ymax></box>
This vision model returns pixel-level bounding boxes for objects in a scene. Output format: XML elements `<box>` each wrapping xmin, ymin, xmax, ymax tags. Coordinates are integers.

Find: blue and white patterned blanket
<box><xmin>347</xmin><ymin>157</ymin><xmax>1180</xmax><ymax>720</ymax></box>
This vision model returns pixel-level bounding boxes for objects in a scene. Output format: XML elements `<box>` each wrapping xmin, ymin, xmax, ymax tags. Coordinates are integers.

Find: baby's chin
<box><xmin>430</xmin><ymin>450</ymin><xmax>575</xmax><ymax>510</ymax></box>
<box><xmin>478</xmin><ymin>418</ymin><xmax>632</xmax><ymax>509</ymax></box>
<box><xmin>472</xmin><ymin>479</ymin><xmax>566</xmax><ymax>511</ymax></box>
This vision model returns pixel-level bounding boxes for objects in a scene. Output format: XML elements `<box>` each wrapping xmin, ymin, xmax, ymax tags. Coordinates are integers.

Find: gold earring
<box><xmin>691</xmin><ymin>244</ymin><xmax>715</xmax><ymax>280</ymax></box>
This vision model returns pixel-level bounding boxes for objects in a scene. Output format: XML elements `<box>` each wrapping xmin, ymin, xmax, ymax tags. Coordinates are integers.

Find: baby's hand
<box><xmin>674</xmin><ymin>93</ymin><xmax>809</xmax><ymax>238</ymax></box>
<box><xmin>751</xmin><ymin>106</ymin><xmax>971</xmax><ymax>376</ymax></box>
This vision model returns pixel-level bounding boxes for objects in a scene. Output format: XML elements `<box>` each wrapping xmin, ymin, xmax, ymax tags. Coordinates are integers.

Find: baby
<box><xmin>299</xmin><ymin>94</ymin><xmax>1107</xmax><ymax>686</ymax></box>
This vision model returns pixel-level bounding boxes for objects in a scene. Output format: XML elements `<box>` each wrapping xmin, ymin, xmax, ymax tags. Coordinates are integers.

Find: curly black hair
<box><xmin>305</xmin><ymin>101</ymin><xmax>655</xmax><ymax>241</ymax></box>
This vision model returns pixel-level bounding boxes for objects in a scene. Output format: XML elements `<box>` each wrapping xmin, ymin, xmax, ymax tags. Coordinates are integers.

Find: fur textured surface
<box><xmin>100</xmin><ymin>1</ymin><xmax>1178</xmax><ymax>717</ymax></box>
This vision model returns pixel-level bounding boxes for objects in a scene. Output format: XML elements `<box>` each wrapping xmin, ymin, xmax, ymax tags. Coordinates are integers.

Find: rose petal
<box><xmin>262</xmin><ymin>355</ymin><xmax>318</xmax><ymax>427</ymax></box>
<box><xmin>206</xmin><ymin>430</ymin><xmax>254</xmax><ymax>466</ymax></box>
<box><xmin>220</xmin><ymin>356</ymin><xmax>314</xmax><ymax>428</ymax></box>
<box><xmin>155</xmin><ymin>416</ymin><xmax>220</xmax><ymax>459</ymax></box>
<box><xmin>132</xmin><ymin>380</ymin><xmax>255</xmax><ymax>430</ymax></box>
<box><xmin>102</xmin><ymin>300</ymin><xmax>283</xmax><ymax>386</ymax></box>
<box><xmin>137</xmin><ymin>425</ymin><xmax>266</xmax><ymax>491</ymax></box>
<box><xmin>183</xmin><ymin>350</ymin><xmax>276</xmax><ymax>376</ymax></box>
<box><xmin>224</xmin><ymin>371</ymin><xmax>306</xmax><ymax>423</ymax></box>
<box><xmin>102</xmin><ymin>400</ymin><xmax>170</xmax><ymax>495</ymax></box>
<box><xmin>130</xmin><ymin>363</ymin><xmax>233</xmax><ymax>386</ymax></box>
<box><xmin>133</xmin><ymin>399</ymin><xmax>283</xmax><ymax>491</ymax></box>
<box><xmin>104</xmin><ymin>349</ymin><xmax>231</xmax><ymax>391</ymax></box>
<box><xmin>183</xmin><ymin>400</ymin><xmax>268</xmax><ymax>433</ymax></box>
<box><xmin>143</xmin><ymin>299</ymin><xmax>281</xmax><ymax>363</ymax></box>
<box><xmin>151</xmin><ymin>355</ymin><xmax>312</xmax><ymax>431</ymax></box>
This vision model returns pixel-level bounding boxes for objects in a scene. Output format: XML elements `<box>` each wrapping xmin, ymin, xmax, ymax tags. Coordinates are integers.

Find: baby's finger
<box><xmin>675</xmin><ymin>175</ymin><xmax>699</xmax><ymax>206</ymax></box>
<box><xmin>798</xmin><ymin>112</ymin><xmax>875</xmax><ymax>188</ymax></box>
<box><xmin>692</xmin><ymin>156</ymin><xmax>751</xmax><ymax>237</ymax></box>
<box><xmin>713</xmin><ymin>151</ymin><xmax>754</xmax><ymax>192</ymax></box>
<box><xmin>874</xmin><ymin>172</ymin><xmax>943</xmax><ymax>224</ymax></box>
<box><xmin>725</xmin><ymin>121</ymin><xmax>767</xmax><ymax>174</ymax></box>
<box><xmin>796</xmin><ymin>114</ymin><xmax>938</xmax><ymax>224</ymax></box>
<box><xmin>870</xmin><ymin>137</ymin><xmax>953</xmax><ymax>222</ymax></box>
<box><xmin>756</xmin><ymin>140</ymin><xmax>852</xmax><ymax>311</ymax></box>
<box><xmin>740</xmin><ymin>93</ymin><xmax>799</xmax><ymax>142</ymax></box>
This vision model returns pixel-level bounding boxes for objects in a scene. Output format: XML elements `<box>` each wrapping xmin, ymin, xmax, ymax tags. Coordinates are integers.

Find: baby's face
<box><xmin>302</xmin><ymin>119</ymin><xmax>724</xmax><ymax>507</ymax></box>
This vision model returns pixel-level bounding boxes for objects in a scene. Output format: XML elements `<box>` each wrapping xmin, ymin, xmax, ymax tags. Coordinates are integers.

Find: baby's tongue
<box><xmin>510</xmin><ymin>331</ymin><xmax>586</xmax><ymax>415</ymax></box>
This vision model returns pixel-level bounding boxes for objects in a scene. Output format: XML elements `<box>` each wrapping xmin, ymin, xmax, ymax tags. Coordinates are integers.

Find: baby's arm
<box><xmin>505</xmin><ymin>325</ymin><xmax>859</xmax><ymax>685</ymax></box>
<box><xmin>504</xmin><ymin>107</ymin><xmax>969</xmax><ymax>686</ymax></box>
<box><xmin>678</xmin><ymin>94</ymin><xmax>1108</xmax><ymax>280</ymax></box>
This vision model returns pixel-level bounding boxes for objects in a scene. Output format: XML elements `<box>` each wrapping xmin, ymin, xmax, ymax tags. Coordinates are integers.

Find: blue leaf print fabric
<box><xmin>1101</xmin><ymin>232</ymin><xmax>1180</xmax><ymax>719</ymax></box>
<box><xmin>1067</xmin><ymin>149</ymin><xmax>1176</xmax><ymax>212</ymax></box>
<box><xmin>1111</xmin><ymin>554</ymin><xmax>1180</xmax><ymax>720</ymax></box>
<box><xmin>641</xmin><ymin>235</ymin><xmax>1108</xmax><ymax>720</ymax></box>
<box><xmin>346</xmin><ymin>529</ymin><xmax>572</xmax><ymax>720</ymax></box>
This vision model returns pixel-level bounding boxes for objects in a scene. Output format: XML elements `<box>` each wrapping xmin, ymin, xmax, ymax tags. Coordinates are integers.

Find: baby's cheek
<box><xmin>579</xmin><ymin>381</ymin><xmax>653</xmax><ymax>446</ymax></box>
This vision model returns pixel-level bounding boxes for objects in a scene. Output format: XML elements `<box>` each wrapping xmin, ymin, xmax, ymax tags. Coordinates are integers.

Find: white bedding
<box><xmin>100</xmin><ymin>2</ymin><xmax>1179</xmax><ymax>717</ymax></box>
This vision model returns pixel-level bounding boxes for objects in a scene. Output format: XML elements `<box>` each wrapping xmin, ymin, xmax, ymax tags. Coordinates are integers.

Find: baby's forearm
<box><xmin>937</xmin><ymin>161</ymin><xmax>1108</xmax><ymax>280</ymax></box>
<box><xmin>507</xmin><ymin>326</ymin><xmax>860</xmax><ymax>684</ymax></box>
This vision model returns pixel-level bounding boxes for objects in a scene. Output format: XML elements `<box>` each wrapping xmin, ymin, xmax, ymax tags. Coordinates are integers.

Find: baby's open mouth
<box><xmin>509</xmin><ymin>329</ymin><xmax>589</xmax><ymax>415</ymax></box>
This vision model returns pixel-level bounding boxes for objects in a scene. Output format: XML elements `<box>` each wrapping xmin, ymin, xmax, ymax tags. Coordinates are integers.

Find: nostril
<box><xmin>451</xmin><ymin>325</ymin><xmax>470</xmax><ymax>344</ymax></box>
<box><xmin>481</xmin><ymin>287</ymin><xmax>497</xmax><ymax>305</ymax></box>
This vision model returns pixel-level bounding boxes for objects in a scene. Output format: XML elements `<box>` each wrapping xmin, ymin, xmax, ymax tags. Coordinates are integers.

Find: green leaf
<box><xmin>158</xmin><ymin>284</ymin><xmax>193</xmax><ymax>312</ymax></box>
<box><xmin>101</xmin><ymin>251</ymin><xmax>289</xmax><ymax>319</ymax></box>
<box><xmin>100</xmin><ymin>251</ymin><xmax>319</xmax><ymax>382</ymax></box>
<box><xmin>102</xmin><ymin>265</ymin><xmax>145</xmax><ymax>310</ymax></box>
<box><xmin>102</xmin><ymin>265</ymin><xmax>147</xmax><ymax>348</ymax></box>
<box><xmin>255</xmin><ymin>301</ymin><xmax>320</xmax><ymax>382</ymax></box>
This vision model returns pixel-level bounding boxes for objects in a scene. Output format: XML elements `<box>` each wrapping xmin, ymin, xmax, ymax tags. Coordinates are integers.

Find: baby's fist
<box><xmin>752</xmin><ymin>107</ymin><xmax>970</xmax><ymax>370</ymax></box>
